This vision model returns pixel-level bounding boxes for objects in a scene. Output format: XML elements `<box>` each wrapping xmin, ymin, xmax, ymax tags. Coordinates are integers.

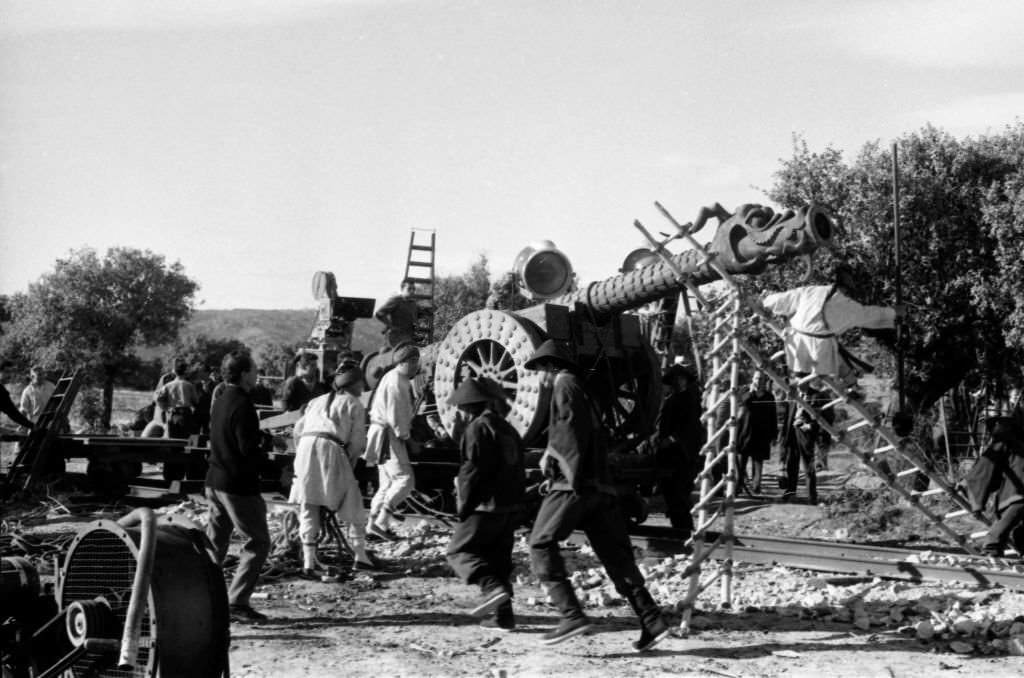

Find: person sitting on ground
<box><xmin>524</xmin><ymin>339</ymin><xmax>671</xmax><ymax>652</ymax></box>
<box><xmin>289</xmin><ymin>363</ymin><xmax>380</xmax><ymax>577</ymax></box>
<box><xmin>374</xmin><ymin>278</ymin><xmax>419</xmax><ymax>349</ymax></box>
<box><xmin>156</xmin><ymin>359</ymin><xmax>199</xmax><ymax>438</ymax></box>
<box><xmin>205</xmin><ymin>351</ymin><xmax>271</xmax><ymax>623</ymax></box>
<box><xmin>736</xmin><ymin>371</ymin><xmax>777</xmax><ymax>495</ymax></box>
<box><xmin>445</xmin><ymin>377</ymin><xmax>526</xmax><ymax>631</ymax></box>
<box><xmin>965</xmin><ymin>402</ymin><xmax>1024</xmax><ymax>559</ymax></box>
<box><xmin>364</xmin><ymin>344</ymin><xmax>420</xmax><ymax>541</ymax></box>
<box><xmin>655</xmin><ymin>361</ymin><xmax>704</xmax><ymax>537</ymax></box>
<box><xmin>19</xmin><ymin>365</ymin><xmax>55</xmax><ymax>426</ymax></box>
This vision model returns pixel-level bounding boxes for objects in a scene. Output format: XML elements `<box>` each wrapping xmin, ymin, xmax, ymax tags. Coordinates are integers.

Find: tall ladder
<box><xmin>636</xmin><ymin>203</ymin><xmax>991</xmax><ymax>630</ymax></box>
<box><xmin>7</xmin><ymin>369</ymin><xmax>83</xmax><ymax>489</ymax></box>
<box><xmin>404</xmin><ymin>228</ymin><xmax>437</xmax><ymax>344</ymax></box>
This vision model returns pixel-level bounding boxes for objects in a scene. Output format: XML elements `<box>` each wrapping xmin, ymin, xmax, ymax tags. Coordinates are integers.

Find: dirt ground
<box><xmin>4</xmin><ymin>445</ymin><xmax>1024</xmax><ymax>677</ymax></box>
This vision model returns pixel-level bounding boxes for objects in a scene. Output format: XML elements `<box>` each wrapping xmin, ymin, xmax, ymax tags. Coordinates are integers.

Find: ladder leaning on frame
<box><xmin>634</xmin><ymin>202</ymin><xmax>991</xmax><ymax>633</ymax></box>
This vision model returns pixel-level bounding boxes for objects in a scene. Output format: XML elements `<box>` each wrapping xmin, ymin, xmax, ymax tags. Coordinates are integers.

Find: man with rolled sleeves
<box><xmin>445</xmin><ymin>377</ymin><xmax>526</xmax><ymax>630</ymax></box>
<box><xmin>204</xmin><ymin>351</ymin><xmax>271</xmax><ymax>623</ymax></box>
<box><xmin>525</xmin><ymin>340</ymin><xmax>670</xmax><ymax>651</ymax></box>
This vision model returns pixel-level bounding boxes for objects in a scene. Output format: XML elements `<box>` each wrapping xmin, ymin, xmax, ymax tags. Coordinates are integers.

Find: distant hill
<box><xmin>138</xmin><ymin>309</ymin><xmax>386</xmax><ymax>359</ymax></box>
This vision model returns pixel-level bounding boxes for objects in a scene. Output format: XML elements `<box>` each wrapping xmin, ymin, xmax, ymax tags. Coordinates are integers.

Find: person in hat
<box><xmin>445</xmin><ymin>377</ymin><xmax>526</xmax><ymax>630</ymax></box>
<box><xmin>965</xmin><ymin>401</ymin><xmax>1024</xmax><ymax>559</ymax></box>
<box><xmin>289</xmin><ymin>363</ymin><xmax>380</xmax><ymax>576</ymax></box>
<box><xmin>656</xmin><ymin>361</ymin><xmax>705</xmax><ymax>535</ymax></box>
<box><xmin>364</xmin><ymin>343</ymin><xmax>420</xmax><ymax>541</ymax></box>
<box><xmin>761</xmin><ymin>264</ymin><xmax>905</xmax><ymax>384</ymax></box>
<box><xmin>524</xmin><ymin>339</ymin><xmax>670</xmax><ymax>652</ymax></box>
<box><xmin>282</xmin><ymin>353</ymin><xmax>329</xmax><ymax>413</ymax></box>
<box><xmin>374</xmin><ymin>278</ymin><xmax>419</xmax><ymax>349</ymax></box>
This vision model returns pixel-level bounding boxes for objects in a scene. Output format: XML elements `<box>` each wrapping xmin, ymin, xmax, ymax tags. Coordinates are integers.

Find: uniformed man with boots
<box><xmin>445</xmin><ymin>377</ymin><xmax>526</xmax><ymax>630</ymax></box>
<box><xmin>781</xmin><ymin>382</ymin><xmax>823</xmax><ymax>505</ymax></box>
<box><xmin>524</xmin><ymin>339</ymin><xmax>671</xmax><ymax>652</ymax></box>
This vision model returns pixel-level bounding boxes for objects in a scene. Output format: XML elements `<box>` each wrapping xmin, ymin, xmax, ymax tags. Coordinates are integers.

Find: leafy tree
<box><xmin>1</xmin><ymin>247</ymin><xmax>198</xmax><ymax>429</ymax></box>
<box><xmin>251</xmin><ymin>340</ymin><xmax>297</xmax><ymax>378</ymax></box>
<box><xmin>166</xmin><ymin>334</ymin><xmax>250</xmax><ymax>380</ymax></box>
<box><xmin>432</xmin><ymin>253</ymin><xmax>491</xmax><ymax>338</ymax></box>
<box><xmin>486</xmin><ymin>270</ymin><xmax>532</xmax><ymax>312</ymax></box>
<box><xmin>762</xmin><ymin>124</ymin><xmax>1024</xmax><ymax>411</ymax></box>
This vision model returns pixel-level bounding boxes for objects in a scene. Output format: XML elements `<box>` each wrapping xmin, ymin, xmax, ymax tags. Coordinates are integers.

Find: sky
<box><xmin>2</xmin><ymin>0</ymin><xmax>1022</xmax><ymax>310</ymax></box>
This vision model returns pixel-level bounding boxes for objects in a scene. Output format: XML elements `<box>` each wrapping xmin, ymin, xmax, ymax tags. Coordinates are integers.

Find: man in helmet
<box><xmin>445</xmin><ymin>377</ymin><xmax>526</xmax><ymax>631</ymax></box>
<box><xmin>524</xmin><ymin>339</ymin><xmax>670</xmax><ymax>652</ymax></box>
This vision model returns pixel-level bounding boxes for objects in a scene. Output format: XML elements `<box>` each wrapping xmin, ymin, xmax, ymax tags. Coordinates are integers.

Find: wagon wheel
<box><xmin>434</xmin><ymin>310</ymin><xmax>547</xmax><ymax>445</ymax></box>
<box><xmin>589</xmin><ymin>342</ymin><xmax>662</xmax><ymax>449</ymax></box>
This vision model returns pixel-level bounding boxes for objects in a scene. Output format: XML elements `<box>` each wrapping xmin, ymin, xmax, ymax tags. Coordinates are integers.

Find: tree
<box><xmin>763</xmin><ymin>124</ymin><xmax>1024</xmax><ymax>411</ymax></box>
<box><xmin>432</xmin><ymin>253</ymin><xmax>491</xmax><ymax>338</ymax></box>
<box><xmin>1</xmin><ymin>247</ymin><xmax>199</xmax><ymax>429</ymax></box>
<box><xmin>486</xmin><ymin>270</ymin><xmax>532</xmax><ymax>312</ymax></box>
<box><xmin>166</xmin><ymin>334</ymin><xmax>250</xmax><ymax>379</ymax></box>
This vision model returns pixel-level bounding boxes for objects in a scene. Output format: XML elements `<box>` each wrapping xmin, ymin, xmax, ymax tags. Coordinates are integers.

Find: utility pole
<box><xmin>892</xmin><ymin>142</ymin><xmax>905</xmax><ymax>413</ymax></box>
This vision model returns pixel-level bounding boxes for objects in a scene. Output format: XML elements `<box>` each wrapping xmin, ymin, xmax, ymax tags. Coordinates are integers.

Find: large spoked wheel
<box><xmin>588</xmin><ymin>341</ymin><xmax>662</xmax><ymax>450</ymax></box>
<box><xmin>434</xmin><ymin>310</ymin><xmax>548</xmax><ymax>445</ymax></box>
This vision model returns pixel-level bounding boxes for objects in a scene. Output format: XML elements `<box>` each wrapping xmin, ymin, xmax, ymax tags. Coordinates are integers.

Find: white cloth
<box><xmin>288</xmin><ymin>392</ymin><xmax>367</xmax><ymax>523</ymax></box>
<box><xmin>362</xmin><ymin>367</ymin><xmax>414</xmax><ymax>466</ymax></box>
<box><xmin>20</xmin><ymin>380</ymin><xmax>55</xmax><ymax>421</ymax></box>
<box><xmin>762</xmin><ymin>285</ymin><xmax>896</xmax><ymax>378</ymax></box>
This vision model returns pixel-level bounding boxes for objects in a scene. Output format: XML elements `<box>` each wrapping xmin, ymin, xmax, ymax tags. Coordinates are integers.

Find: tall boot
<box><xmin>807</xmin><ymin>470</ymin><xmax>818</xmax><ymax>506</ymax></box>
<box><xmin>627</xmin><ymin>587</ymin><xmax>670</xmax><ymax>652</ymax></box>
<box><xmin>540</xmin><ymin>581</ymin><xmax>592</xmax><ymax>645</ymax></box>
<box><xmin>302</xmin><ymin>543</ymin><xmax>318</xmax><ymax>571</ymax></box>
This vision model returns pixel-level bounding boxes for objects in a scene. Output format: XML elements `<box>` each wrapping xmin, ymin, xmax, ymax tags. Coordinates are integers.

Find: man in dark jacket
<box><xmin>965</xmin><ymin>404</ymin><xmax>1024</xmax><ymax>558</ymax></box>
<box><xmin>736</xmin><ymin>371</ymin><xmax>778</xmax><ymax>495</ymax></box>
<box><xmin>525</xmin><ymin>340</ymin><xmax>670</xmax><ymax>652</ymax></box>
<box><xmin>656</xmin><ymin>362</ymin><xmax>704</xmax><ymax>536</ymax></box>
<box><xmin>205</xmin><ymin>351</ymin><xmax>271</xmax><ymax>623</ymax></box>
<box><xmin>445</xmin><ymin>377</ymin><xmax>526</xmax><ymax>630</ymax></box>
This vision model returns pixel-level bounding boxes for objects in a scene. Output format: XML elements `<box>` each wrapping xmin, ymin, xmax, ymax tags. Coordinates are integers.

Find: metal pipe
<box><xmin>116</xmin><ymin>507</ymin><xmax>156</xmax><ymax>670</ymax></box>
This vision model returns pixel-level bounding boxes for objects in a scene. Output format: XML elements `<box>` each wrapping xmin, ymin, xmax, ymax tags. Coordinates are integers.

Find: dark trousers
<box><xmin>784</xmin><ymin>425</ymin><xmax>817</xmax><ymax>502</ymax></box>
<box><xmin>529</xmin><ymin>490</ymin><xmax>661</xmax><ymax>629</ymax></box>
<box><xmin>447</xmin><ymin>512</ymin><xmax>517</xmax><ymax>596</ymax></box>
<box><xmin>983</xmin><ymin>501</ymin><xmax>1024</xmax><ymax>556</ymax></box>
<box><xmin>205</xmin><ymin>488</ymin><xmax>271</xmax><ymax>607</ymax></box>
<box><xmin>659</xmin><ymin>463</ymin><xmax>695</xmax><ymax>536</ymax></box>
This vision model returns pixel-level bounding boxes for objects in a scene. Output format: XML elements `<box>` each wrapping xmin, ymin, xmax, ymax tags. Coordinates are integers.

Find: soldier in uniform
<box><xmin>524</xmin><ymin>340</ymin><xmax>670</xmax><ymax>652</ymax></box>
<box><xmin>445</xmin><ymin>377</ymin><xmax>526</xmax><ymax>630</ymax></box>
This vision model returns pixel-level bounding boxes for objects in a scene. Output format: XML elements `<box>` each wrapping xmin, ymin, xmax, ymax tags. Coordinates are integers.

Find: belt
<box><xmin>300</xmin><ymin>432</ymin><xmax>347</xmax><ymax>448</ymax></box>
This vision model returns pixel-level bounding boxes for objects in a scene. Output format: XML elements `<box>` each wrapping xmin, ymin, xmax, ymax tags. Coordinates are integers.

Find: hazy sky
<box><xmin>2</xmin><ymin>0</ymin><xmax>1022</xmax><ymax>310</ymax></box>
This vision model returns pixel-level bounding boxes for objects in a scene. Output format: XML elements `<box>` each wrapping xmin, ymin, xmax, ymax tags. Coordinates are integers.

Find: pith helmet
<box><xmin>447</xmin><ymin>377</ymin><xmax>495</xmax><ymax>407</ymax></box>
<box><xmin>523</xmin><ymin>339</ymin><xmax>577</xmax><ymax>371</ymax></box>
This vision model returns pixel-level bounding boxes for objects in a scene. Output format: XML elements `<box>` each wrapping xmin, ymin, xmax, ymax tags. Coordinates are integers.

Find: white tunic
<box><xmin>363</xmin><ymin>367</ymin><xmax>415</xmax><ymax>466</ymax></box>
<box><xmin>762</xmin><ymin>285</ymin><xmax>896</xmax><ymax>378</ymax></box>
<box><xmin>288</xmin><ymin>391</ymin><xmax>367</xmax><ymax>521</ymax></box>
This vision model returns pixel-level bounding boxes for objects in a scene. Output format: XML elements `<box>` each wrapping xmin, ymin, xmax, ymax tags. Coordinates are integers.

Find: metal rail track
<box><xmin>618</xmin><ymin>524</ymin><xmax>1024</xmax><ymax>590</ymax></box>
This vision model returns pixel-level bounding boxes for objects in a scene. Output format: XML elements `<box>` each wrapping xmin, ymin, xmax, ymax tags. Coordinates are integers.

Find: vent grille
<box><xmin>61</xmin><ymin>529</ymin><xmax>153</xmax><ymax>677</ymax></box>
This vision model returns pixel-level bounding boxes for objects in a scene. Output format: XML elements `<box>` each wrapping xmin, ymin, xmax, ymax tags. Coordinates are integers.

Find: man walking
<box><xmin>204</xmin><ymin>351</ymin><xmax>271</xmax><ymax>623</ymax></box>
<box><xmin>446</xmin><ymin>377</ymin><xmax>526</xmax><ymax>630</ymax></box>
<box><xmin>524</xmin><ymin>340</ymin><xmax>670</xmax><ymax>652</ymax></box>
<box><xmin>364</xmin><ymin>344</ymin><xmax>419</xmax><ymax>540</ymax></box>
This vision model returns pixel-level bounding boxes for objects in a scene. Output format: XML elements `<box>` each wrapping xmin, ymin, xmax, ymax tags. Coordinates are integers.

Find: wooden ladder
<box><xmin>7</xmin><ymin>369</ymin><xmax>83</xmax><ymax>489</ymax></box>
<box><xmin>404</xmin><ymin>228</ymin><xmax>437</xmax><ymax>344</ymax></box>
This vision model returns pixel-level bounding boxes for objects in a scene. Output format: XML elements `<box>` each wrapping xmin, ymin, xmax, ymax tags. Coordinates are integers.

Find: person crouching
<box><xmin>289</xmin><ymin>363</ymin><xmax>381</xmax><ymax>576</ymax></box>
<box><xmin>445</xmin><ymin>377</ymin><xmax>526</xmax><ymax>630</ymax></box>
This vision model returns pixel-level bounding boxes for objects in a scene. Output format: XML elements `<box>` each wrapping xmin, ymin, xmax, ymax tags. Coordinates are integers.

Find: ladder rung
<box><xmin>769</xmin><ymin>350</ymin><xmax>786</xmax><ymax>362</ymax></box>
<box><xmin>795</xmin><ymin>373</ymin><xmax>820</xmax><ymax>387</ymax></box>
<box><xmin>895</xmin><ymin>467</ymin><xmax>921</xmax><ymax>479</ymax></box>
<box><xmin>913</xmin><ymin>488</ymin><xmax>946</xmax><ymax>497</ymax></box>
<box><xmin>405</xmin><ymin>277</ymin><xmax>433</xmax><ymax>285</ymax></box>
<box><xmin>944</xmin><ymin>509</ymin><xmax>969</xmax><ymax>520</ymax></box>
<box><xmin>970</xmin><ymin>529</ymin><xmax>989</xmax><ymax>539</ymax></box>
<box><xmin>409</xmin><ymin>245</ymin><xmax>434</xmax><ymax>252</ymax></box>
<box><xmin>843</xmin><ymin>419</ymin><xmax>872</xmax><ymax>433</ymax></box>
<box><xmin>822</xmin><ymin>397</ymin><xmax>845</xmax><ymax>410</ymax></box>
<box><xmin>873</xmin><ymin>444</ymin><xmax>895</xmax><ymax>455</ymax></box>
